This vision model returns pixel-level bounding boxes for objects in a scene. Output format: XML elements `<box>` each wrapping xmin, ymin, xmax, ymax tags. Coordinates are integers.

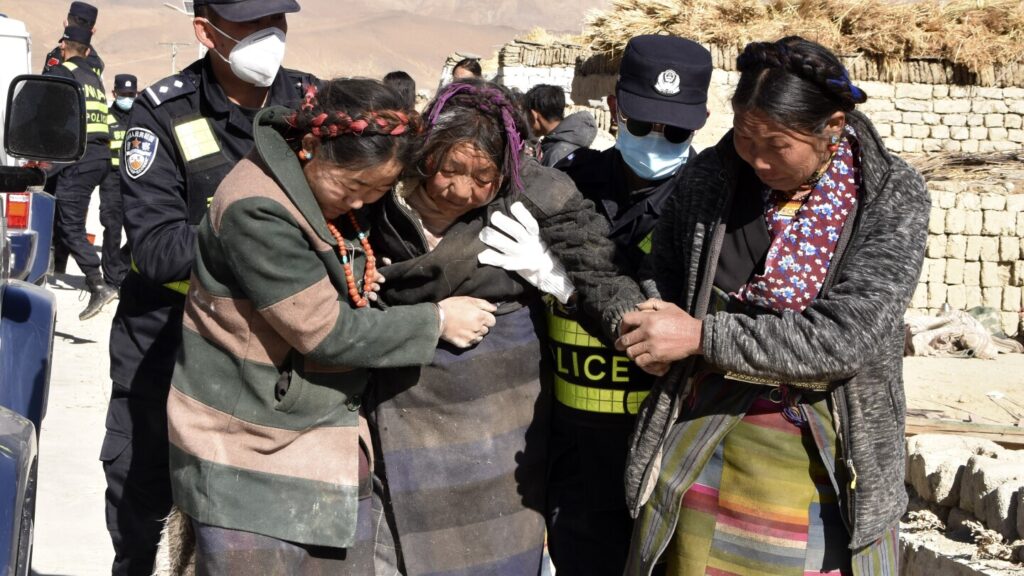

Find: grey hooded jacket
<box><xmin>540</xmin><ymin>110</ymin><xmax>598</xmax><ymax>168</ymax></box>
<box><xmin>627</xmin><ymin>110</ymin><xmax>929</xmax><ymax>549</ymax></box>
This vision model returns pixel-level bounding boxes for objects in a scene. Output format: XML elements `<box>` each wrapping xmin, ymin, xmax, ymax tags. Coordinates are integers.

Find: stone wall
<box><xmin>496</xmin><ymin>41</ymin><xmax>589</xmax><ymax>101</ymax></box>
<box><xmin>910</xmin><ymin>182</ymin><xmax>1024</xmax><ymax>336</ymax></box>
<box><xmin>495</xmin><ymin>41</ymin><xmax>1024</xmax><ymax>153</ymax></box>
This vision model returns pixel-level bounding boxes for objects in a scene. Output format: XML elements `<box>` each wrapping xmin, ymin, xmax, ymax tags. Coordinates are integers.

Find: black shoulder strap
<box><xmin>143</xmin><ymin>73</ymin><xmax>198</xmax><ymax>108</ymax></box>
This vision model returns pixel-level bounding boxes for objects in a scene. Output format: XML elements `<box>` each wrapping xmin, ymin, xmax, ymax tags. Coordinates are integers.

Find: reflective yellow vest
<box><xmin>546</xmin><ymin>299</ymin><xmax>651</xmax><ymax>415</ymax></box>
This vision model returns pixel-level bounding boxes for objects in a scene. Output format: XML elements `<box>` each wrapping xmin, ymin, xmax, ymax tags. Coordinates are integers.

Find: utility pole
<box><xmin>158</xmin><ymin>41</ymin><xmax>192</xmax><ymax>74</ymax></box>
<box><xmin>162</xmin><ymin>1</ymin><xmax>206</xmax><ymax>60</ymax></box>
<box><xmin>162</xmin><ymin>1</ymin><xmax>194</xmax><ymax>16</ymax></box>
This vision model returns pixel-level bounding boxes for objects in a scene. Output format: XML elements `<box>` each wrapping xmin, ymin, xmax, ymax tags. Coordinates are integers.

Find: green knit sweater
<box><xmin>168</xmin><ymin>107</ymin><xmax>441</xmax><ymax>548</ymax></box>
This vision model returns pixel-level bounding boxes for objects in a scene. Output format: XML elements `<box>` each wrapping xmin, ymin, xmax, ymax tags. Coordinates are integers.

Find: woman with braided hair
<box><xmin>363</xmin><ymin>78</ymin><xmax>643</xmax><ymax>575</ymax></box>
<box><xmin>615</xmin><ymin>36</ymin><xmax>928</xmax><ymax>575</ymax></box>
<box><xmin>164</xmin><ymin>78</ymin><xmax>498</xmax><ymax>573</ymax></box>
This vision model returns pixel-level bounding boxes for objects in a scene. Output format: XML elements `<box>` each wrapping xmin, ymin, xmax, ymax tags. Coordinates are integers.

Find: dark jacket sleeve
<box><xmin>120</xmin><ymin>97</ymin><xmax>195</xmax><ymax>285</ymax></box>
<box><xmin>517</xmin><ymin>161</ymin><xmax>645</xmax><ymax>340</ymax></box>
<box><xmin>701</xmin><ymin>160</ymin><xmax>930</xmax><ymax>382</ymax></box>
<box><xmin>638</xmin><ymin>148</ymin><xmax>723</xmax><ymax>303</ymax></box>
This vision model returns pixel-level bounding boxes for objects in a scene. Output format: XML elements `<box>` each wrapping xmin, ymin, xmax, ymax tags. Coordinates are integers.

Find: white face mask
<box><xmin>201</xmin><ymin>19</ymin><xmax>286</xmax><ymax>87</ymax></box>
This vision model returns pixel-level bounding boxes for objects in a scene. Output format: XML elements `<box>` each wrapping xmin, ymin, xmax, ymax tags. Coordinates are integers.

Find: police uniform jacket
<box><xmin>43</xmin><ymin>55</ymin><xmax>111</xmax><ymax>167</ymax></box>
<box><xmin>558</xmin><ymin>146</ymin><xmax>689</xmax><ymax>276</ymax></box>
<box><xmin>547</xmin><ymin>146</ymin><xmax>690</xmax><ymax>427</ymax></box>
<box><xmin>109</xmin><ymin>57</ymin><xmax>317</xmax><ymax>400</ymax></box>
<box><xmin>107</xmin><ymin>103</ymin><xmax>129</xmax><ymax>170</ymax></box>
<box><xmin>43</xmin><ymin>44</ymin><xmax>104</xmax><ymax>76</ymax></box>
<box><xmin>168</xmin><ymin>106</ymin><xmax>441</xmax><ymax>548</ymax></box>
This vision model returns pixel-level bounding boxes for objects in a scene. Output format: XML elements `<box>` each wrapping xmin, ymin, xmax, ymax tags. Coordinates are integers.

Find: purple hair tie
<box><xmin>426</xmin><ymin>82</ymin><xmax>525</xmax><ymax>193</ymax></box>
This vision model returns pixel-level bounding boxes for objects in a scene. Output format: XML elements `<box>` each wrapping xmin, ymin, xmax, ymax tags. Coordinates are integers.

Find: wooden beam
<box><xmin>905</xmin><ymin>416</ymin><xmax>1024</xmax><ymax>450</ymax></box>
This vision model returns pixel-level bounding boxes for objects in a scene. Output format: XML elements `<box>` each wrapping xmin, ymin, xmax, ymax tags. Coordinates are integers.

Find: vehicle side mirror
<box><xmin>4</xmin><ymin>75</ymin><xmax>86</xmax><ymax>163</ymax></box>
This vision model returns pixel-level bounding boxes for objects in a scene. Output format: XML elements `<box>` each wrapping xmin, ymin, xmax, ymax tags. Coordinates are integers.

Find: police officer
<box><xmin>44</xmin><ymin>25</ymin><xmax>116</xmax><ymax>320</ymax></box>
<box><xmin>97</xmin><ymin>74</ymin><xmax>136</xmax><ymax>291</ymax></box>
<box><xmin>546</xmin><ymin>35</ymin><xmax>713</xmax><ymax>576</ymax></box>
<box><xmin>103</xmin><ymin>1</ymin><xmax>316</xmax><ymax>573</ymax></box>
<box><xmin>42</xmin><ymin>1</ymin><xmax>105</xmax><ymax>76</ymax></box>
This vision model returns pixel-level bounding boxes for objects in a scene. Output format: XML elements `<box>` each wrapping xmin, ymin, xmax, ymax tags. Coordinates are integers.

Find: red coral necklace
<box><xmin>326</xmin><ymin>212</ymin><xmax>376</xmax><ymax>308</ymax></box>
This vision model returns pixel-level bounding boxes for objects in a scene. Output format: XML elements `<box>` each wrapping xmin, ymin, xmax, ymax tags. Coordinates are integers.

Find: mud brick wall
<box><xmin>495</xmin><ymin>42</ymin><xmax>1024</xmax><ymax>153</ymax></box>
<box><xmin>910</xmin><ymin>183</ymin><xmax>1024</xmax><ymax>336</ymax></box>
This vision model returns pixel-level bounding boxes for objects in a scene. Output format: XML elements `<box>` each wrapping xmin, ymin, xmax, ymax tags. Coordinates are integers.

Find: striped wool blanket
<box><xmin>367</xmin><ymin>304</ymin><xmax>550</xmax><ymax>575</ymax></box>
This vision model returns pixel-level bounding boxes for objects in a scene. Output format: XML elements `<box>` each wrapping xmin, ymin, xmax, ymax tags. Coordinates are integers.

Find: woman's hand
<box><xmin>365</xmin><ymin>269</ymin><xmax>386</xmax><ymax>302</ymax></box>
<box><xmin>615</xmin><ymin>299</ymin><xmax>703</xmax><ymax>376</ymax></box>
<box><xmin>438</xmin><ymin>296</ymin><xmax>498</xmax><ymax>348</ymax></box>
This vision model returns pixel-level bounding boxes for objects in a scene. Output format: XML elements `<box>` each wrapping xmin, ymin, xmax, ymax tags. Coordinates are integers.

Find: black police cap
<box><xmin>62</xmin><ymin>25</ymin><xmax>92</xmax><ymax>46</ymax></box>
<box><xmin>616</xmin><ymin>35</ymin><xmax>713</xmax><ymax>131</ymax></box>
<box><xmin>68</xmin><ymin>1</ymin><xmax>98</xmax><ymax>25</ymax></box>
<box><xmin>114</xmin><ymin>74</ymin><xmax>138</xmax><ymax>94</ymax></box>
<box><xmin>194</xmin><ymin>0</ymin><xmax>300</xmax><ymax>22</ymax></box>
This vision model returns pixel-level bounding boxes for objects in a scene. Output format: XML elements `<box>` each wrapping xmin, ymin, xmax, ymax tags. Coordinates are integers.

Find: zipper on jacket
<box><xmin>833</xmin><ymin>390</ymin><xmax>857</xmax><ymax>533</ymax></box>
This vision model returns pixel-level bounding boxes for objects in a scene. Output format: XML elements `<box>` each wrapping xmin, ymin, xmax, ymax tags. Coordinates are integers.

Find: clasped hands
<box><xmin>615</xmin><ymin>299</ymin><xmax>703</xmax><ymax>376</ymax></box>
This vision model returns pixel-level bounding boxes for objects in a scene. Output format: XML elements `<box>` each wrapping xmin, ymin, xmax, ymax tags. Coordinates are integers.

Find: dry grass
<box><xmin>906</xmin><ymin>150</ymin><xmax>1024</xmax><ymax>181</ymax></box>
<box><xmin>582</xmin><ymin>0</ymin><xmax>1024</xmax><ymax>77</ymax></box>
<box><xmin>517</xmin><ymin>27</ymin><xmax>586</xmax><ymax>46</ymax></box>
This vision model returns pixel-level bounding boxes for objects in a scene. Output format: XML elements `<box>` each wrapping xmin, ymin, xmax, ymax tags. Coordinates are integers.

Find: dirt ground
<box><xmin>904</xmin><ymin>355</ymin><xmax>1024</xmax><ymax>426</ymax></box>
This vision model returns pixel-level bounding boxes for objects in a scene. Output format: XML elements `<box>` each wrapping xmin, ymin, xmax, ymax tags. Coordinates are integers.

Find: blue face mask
<box><xmin>115</xmin><ymin>96</ymin><xmax>135</xmax><ymax>111</ymax></box>
<box><xmin>615</xmin><ymin>126</ymin><xmax>693</xmax><ymax>181</ymax></box>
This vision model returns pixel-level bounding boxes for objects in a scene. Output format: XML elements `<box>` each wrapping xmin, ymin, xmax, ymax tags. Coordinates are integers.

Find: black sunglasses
<box><xmin>624</xmin><ymin>118</ymin><xmax>693</xmax><ymax>145</ymax></box>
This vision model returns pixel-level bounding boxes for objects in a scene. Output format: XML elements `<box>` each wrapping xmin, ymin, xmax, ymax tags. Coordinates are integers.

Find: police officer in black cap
<box><xmin>103</xmin><ymin>1</ymin><xmax>316</xmax><ymax>573</ymax></box>
<box><xmin>97</xmin><ymin>74</ymin><xmax>137</xmax><ymax>292</ymax></box>
<box><xmin>42</xmin><ymin>1</ymin><xmax>105</xmax><ymax>76</ymax></box>
<box><xmin>545</xmin><ymin>34</ymin><xmax>713</xmax><ymax>576</ymax></box>
<box><xmin>44</xmin><ymin>25</ymin><xmax>117</xmax><ymax>320</ymax></box>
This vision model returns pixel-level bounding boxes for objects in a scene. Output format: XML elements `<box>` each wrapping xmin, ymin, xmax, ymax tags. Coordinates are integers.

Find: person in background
<box><xmin>541</xmin><ymin>34</ymin><xmax>712</xmax><ymax>576</ymax></box>
<box><xmin>42</xmin><ymin>1</ymin><xmax>105</xmax><ymax>75</ymax></box>
<box><xmin>102</xmin><ymin>0</ymin><xmax>316</xmax><ymax>573</ymax></box>
<box><xmin>168</xmin><ymin>77</ymin><xmax>495</xmax><ymax>573</ymax></box>
<box><xmin>522</xmin><ymin>83</ymin><xmax>597</xmax><ymax>167</ymax></box>
<box><xmin>452</xmin><ymin>57</ymin><xmax>482</xmax><ymax>79</ymax></box>
<box><xmin>44</xmin><ymin>25</ymin><xmax>116</xmax><ymax>320</ymax></box>
<box><xmin>98</xmin><ymin>73</ymin><xmax>136</xmax><ymax>291</ymax></box>
<box><xmin>618</xmin><ymin>36</ymin><xmax>927</xmax><ymax>576</ymax></box>
<box><xmin>383</xmin><ymin>70</ymin><xmax>416</xmax><ymax>109</ymax></box>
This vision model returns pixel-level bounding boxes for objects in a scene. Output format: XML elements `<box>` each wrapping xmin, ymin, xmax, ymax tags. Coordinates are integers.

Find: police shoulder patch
<box><xmin>123</xmin><ymin>128</ymin><xmax>160</xmax><ymax>179</ymax></box>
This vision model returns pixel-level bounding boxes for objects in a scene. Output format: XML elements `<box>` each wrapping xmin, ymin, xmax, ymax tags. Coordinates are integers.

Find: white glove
<box><xmin>478</xmin><ymin>202</ymin><xmax>575</xmax><ymax>304</ymax></box>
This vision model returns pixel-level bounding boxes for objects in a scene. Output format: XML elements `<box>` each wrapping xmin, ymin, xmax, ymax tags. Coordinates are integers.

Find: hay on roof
<box><xmin>906</xmin><ymin>150</ymin><xmax>1024</xmax><ymax>182</ymax></box>
<box><xmin>582</xmin><ymin>0</ymin><xmax>1024</xmax><ymax>83</ymax></box>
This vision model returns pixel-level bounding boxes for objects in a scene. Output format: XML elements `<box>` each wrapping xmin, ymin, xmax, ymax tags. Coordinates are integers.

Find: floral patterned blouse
<box><xmin>734</xmin><ymin>126</ymin><xmax>860</xmax><ymax>313</ymax></box>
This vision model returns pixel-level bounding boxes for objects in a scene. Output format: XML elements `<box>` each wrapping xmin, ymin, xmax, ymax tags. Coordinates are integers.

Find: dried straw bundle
<box><xmin>583</xmin><ymin>0</ymin><xmax>1024</xmax><ymax>80</ymax></box>
<box><xmin>907</xmin><ymin>150</ymin><xmax>1024</xmax><ymax>181</ymax></box>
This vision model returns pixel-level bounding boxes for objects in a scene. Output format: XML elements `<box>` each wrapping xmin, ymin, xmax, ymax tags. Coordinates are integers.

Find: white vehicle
<box><xmin>0</xmin><ymin>14</ymin><xmax>32</xmax><ymax>167</ymax></box>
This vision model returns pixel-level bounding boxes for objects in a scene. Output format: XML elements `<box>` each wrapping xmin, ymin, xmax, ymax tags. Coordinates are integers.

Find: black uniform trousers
<box><xmin>52</xmin><ymin>158</ymin><xmax>109</xmax><ymax>282</ymax></box>
<box><xmin>98</xmin><ymin>168</ymin><xmax>129</xmax><ymax>288</ymax></box>
<box><xmin>546</xmin><ymin>410</ymin><xmax>664</xmax><ymax>576</ymax></box>
<box><xmin>101</xmin><ymin>384</ymin><xmax>173</xmax><ymax>576</ymax></box>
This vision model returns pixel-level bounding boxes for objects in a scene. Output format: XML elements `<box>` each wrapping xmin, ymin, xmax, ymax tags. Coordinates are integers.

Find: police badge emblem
<box><xmin>653</xmin><ymin>69</ymin><xmax>681</xmax><ymax>96</ymax></box>
<box><xmin>124</xmin><ymin>128</ymin><xmax>160</xmax><ymax>179</ymax></box>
